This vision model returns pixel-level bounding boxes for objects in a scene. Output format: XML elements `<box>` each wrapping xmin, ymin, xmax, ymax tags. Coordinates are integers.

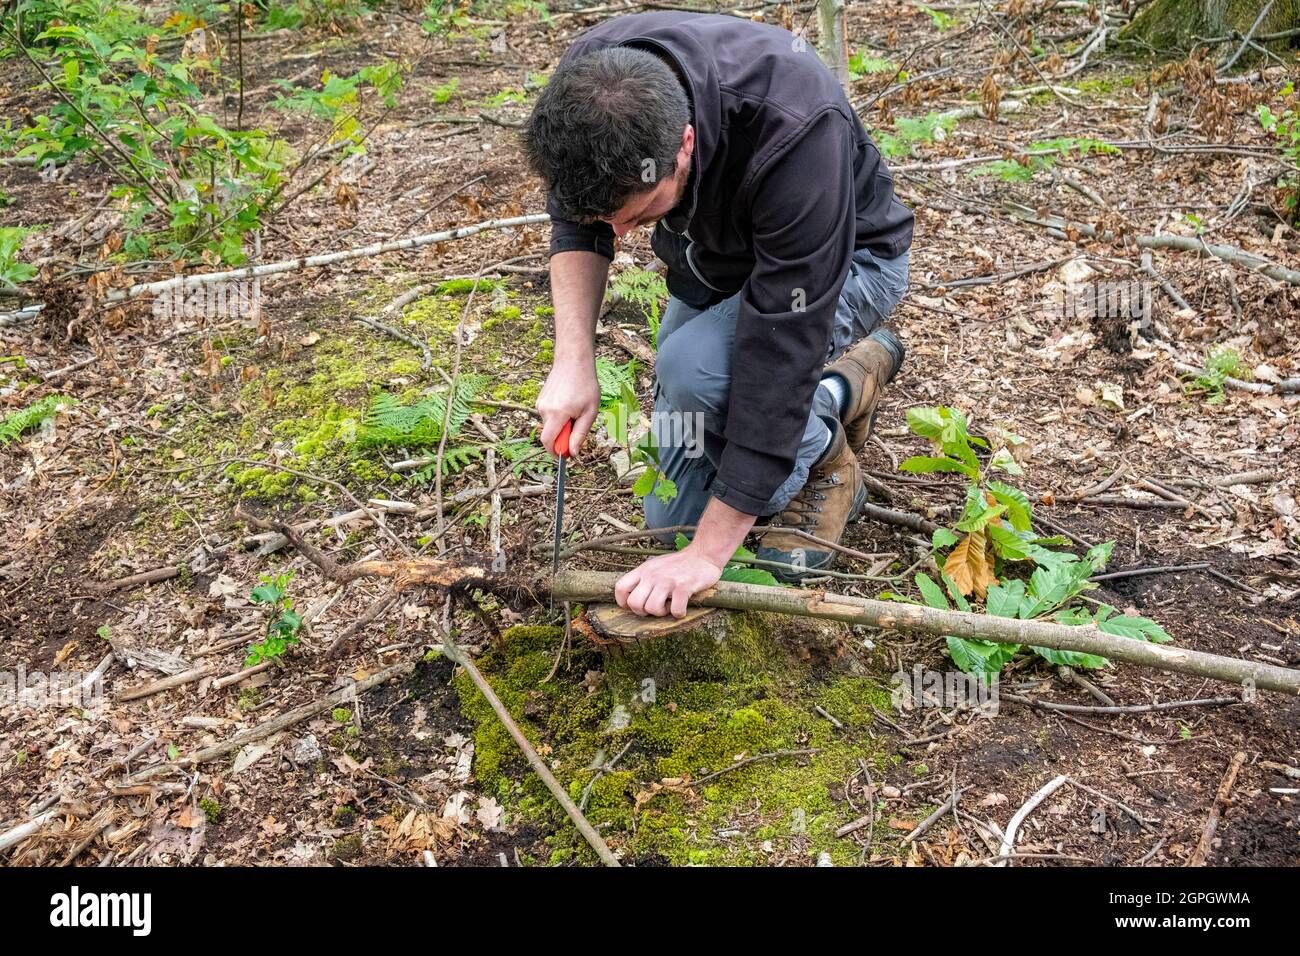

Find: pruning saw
<box><xmin>550</xmin><ymin>419</ymin><xmax>573</xmax><ymax>609</ymax></box>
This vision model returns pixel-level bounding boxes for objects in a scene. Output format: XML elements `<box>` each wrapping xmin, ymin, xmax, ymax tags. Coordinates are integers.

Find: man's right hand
<box><xmin>537</xmin><ymin>358</ymin><xmax>600</xmax><ymax>457</ymax></box>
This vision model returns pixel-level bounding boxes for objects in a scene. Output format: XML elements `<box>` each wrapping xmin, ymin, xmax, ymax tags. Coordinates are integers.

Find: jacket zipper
<box><xmin>684</xmin><ymin>237</ymin><xmax>725</xmax><ymax>292</ymax></box>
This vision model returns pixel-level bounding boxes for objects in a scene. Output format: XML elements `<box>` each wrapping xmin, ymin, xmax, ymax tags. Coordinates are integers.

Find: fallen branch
<box><xmin>324</xmin><ymin>589</ymin><xmax>399</xmax><ymax>660</ymax></box>
<box><xmin>240</xmin><ymin>515</ymin><xmax>1300</xmax><ymax>695</ymax></box>
<box><xmin>1004</xmin><ymin>201</ymin><xmax>1300</xmax><ymax>286</ymax></box>
<box><xmin>1188</xmin><ymin>751</ymin><xmax>1246</xmax><ymax>866</ymax></box>
<box><xmin>858</xmin><ymin>501</ymin><xmax>940</xmax><ymax>535</ymax></box>
<box><xmin>441</xmin><ymin>636</ymin><xmax>620</xmax><ymax>866</ymax></box>
<box><xmin>0</xmin><ymin>808</ymin><xmax>60</xmax><ymax>854</ymax></box>
<box><xmin>1174</xmin><ymin>361</ymin><xmax>1300</xmax><ymax>396</ymax></box>
<box><xmin>91</xmin><ymin>567</ymin><xmax>180</xmax><ymax>593</ymax></box>
<box><xmin>357</xmin><ymin>315</ymin><xmax>433</xmax><ymax>370</ymax></box>
<box><xmin>997</xmin><ymin>774</ymin><xmax>1068</xmax><ymax>866</ymax></box>
<box><xmin>901</xmin><ymin>785</ymin><xmax>972</xmax><ymax>846</ymax></box>
<box><xmin>1070</xmin><ymin>465</ymin><xmax>1127</xmax><ymax>501</ymax></box>
<box><xmin>211</xmin><ymin>660</ymin><xmax>274</xmax><ymax>690</ymax></box>
<box><xmin>107</xmin><ymin>214</ymin><xmax>550</xmax><ymax>304</ymax></box>
<box><xmin>554</xmin><ymin>572</ymin><xmax>1300</xmax><ymax>696</ymax></box>
<box><xmin>1004</xmin><ymin>693</ymin><xmax>1239</xmax><ymax>715</ymax></box>
<box><xmin>128</xmin><ymin>659</ymin><xmax>415</xmax><ymax>782</ymax></box>
<box><xmin>116</xmin><ymin>663</ymin><xmax>223</xmax><ymax>702</ymax></box>
<box><xmin>1173</xmin><ymin>469</ymin><xmax>1277</xmax><ymax>488</ymax></box>
<box><xmin>1219</xmin><ymin>0</ymin><xmax>1276</xmax><ymax>73</ymax></box>
<box><xmin>687</xmin><ymin>748</ymin><xmax>819</xmax><ymax>788</ymax></box>
<box><xmin>1089</xmin><ymin>563</ymin><xmax>1210</xmax><ymax>582</ymax></box>
<box><xmin>1077</xmin><ymin>495</ymin><xmax>1189</xmax><ymax>510</ymax></box>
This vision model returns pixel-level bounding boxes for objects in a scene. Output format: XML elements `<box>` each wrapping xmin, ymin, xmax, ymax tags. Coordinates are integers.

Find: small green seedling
<box><xmin>246</xmin><ymin>571</ymin><xmax>304</xmax><ymax>666</ymax></box>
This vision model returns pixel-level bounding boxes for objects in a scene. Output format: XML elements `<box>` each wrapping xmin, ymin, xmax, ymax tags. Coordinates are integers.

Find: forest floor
<box><xmin>1</xmin><ymin>1</ymin><xmax>1298</xmax><ymax>867</ymax></box>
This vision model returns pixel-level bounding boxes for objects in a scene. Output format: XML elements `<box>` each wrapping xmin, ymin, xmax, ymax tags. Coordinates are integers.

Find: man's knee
<box><xmin>655</xmin><ymin>316</ymin><xmax>731</xmax><ymax>416</ymax></box>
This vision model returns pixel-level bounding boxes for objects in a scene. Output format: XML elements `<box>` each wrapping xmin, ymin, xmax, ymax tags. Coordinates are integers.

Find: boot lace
<box><xmin>770</xmin><ymin>471</ymin><xmax>842</xmax><ymax>532</ymax></box>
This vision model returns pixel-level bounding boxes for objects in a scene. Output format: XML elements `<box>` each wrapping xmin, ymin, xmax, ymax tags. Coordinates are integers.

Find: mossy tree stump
<box><xmin>451</xmin><ymin>613</ymin><xmax>914</xmax><ymax>866</ymax></box>
<box><xmin>1120</xmin><ymin>0</ymin><xmax>1299</xmax><ymax>56</ymax></box>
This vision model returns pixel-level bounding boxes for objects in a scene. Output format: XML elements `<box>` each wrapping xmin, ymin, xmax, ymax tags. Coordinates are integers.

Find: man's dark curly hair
<box><xmin>525</xmin><ymin>46</ymin><xmax>690</xmax><ymax>222</ymax></box>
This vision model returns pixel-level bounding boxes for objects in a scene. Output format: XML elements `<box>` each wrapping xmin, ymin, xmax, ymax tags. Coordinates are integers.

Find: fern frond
<box><xmin>442</xmin><ymin>444</ymin><xmax>484</xmax><ymax>475</ymax></box>
<box><xmin>0</xmin><ymin>395</ymin><xmax>77</xmax><ymax>447</ymax></box>
<box><xmin>408</xmin><ymin>445</ymin><xmax>484</xmax><ymax>482</ymax></box>
<box><xmin>495</xmin><ymin>435</ymin><xmax>554</xmax><ymax>476</ymax></box>
<box><xmin>357</xmin><ymin>375</ymin><xmax>490</xmax><ymax>450</ymax></box>
<box><xmin>595</xmin><ymin>357</ymin><xmax>637</xmax><ymax>409</ymax></box>
<box><xmin>611</xmin><ymin>268</ymin><xmax>668</xmax><ymax>309</ymax></box>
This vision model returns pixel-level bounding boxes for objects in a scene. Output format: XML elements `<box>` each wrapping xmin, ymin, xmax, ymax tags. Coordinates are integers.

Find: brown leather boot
<box><xmin>756</xmin><ymin>423</ymin><xmax>866</xmax><ymax>582</ymax></box>
<box><xmin>823</xmin><ymin>327</ymin><xmax>905</xmax><ymax>452</ymax></box>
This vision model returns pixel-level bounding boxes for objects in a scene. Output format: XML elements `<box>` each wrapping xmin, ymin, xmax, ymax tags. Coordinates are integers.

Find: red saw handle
<box><xmin>554</xmin><ymin>419</ymin><xmax>573</xmax><ymax>458</ymax></box>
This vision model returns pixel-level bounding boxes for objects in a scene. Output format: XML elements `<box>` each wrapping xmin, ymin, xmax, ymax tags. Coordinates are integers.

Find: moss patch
<box><xmin>157</xmin><ymin>284</ymin><xmax>553</xmax><ymax>503</ymax></box>
<box><xmin>452</xmin><ymin>615</ymin><xmax>903</xmax><ymax>866</ymax></box>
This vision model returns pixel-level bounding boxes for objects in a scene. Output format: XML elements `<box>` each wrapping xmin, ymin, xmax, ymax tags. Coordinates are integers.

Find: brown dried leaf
<box><xmin>943</xmin><ymin>530</ymin><xmax>997</xmax><ymax>599</ymax></box>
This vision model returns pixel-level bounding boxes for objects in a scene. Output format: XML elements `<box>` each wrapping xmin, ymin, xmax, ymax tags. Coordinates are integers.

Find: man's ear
<box><xmin>680</xmin><ymin>123</ymin><xmax>695</xmax><ymax>162</ymax></box>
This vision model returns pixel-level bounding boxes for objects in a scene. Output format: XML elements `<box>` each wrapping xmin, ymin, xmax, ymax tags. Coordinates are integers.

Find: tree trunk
<box><xmin>817</xmin><ymin>0</ymin><xmax>850</xmax><ymax>89</ymax></box>
<box><xmin>1121</xmin><ymin>0</ymin><xmax>1300</xmax><ymax>56</ymax></box>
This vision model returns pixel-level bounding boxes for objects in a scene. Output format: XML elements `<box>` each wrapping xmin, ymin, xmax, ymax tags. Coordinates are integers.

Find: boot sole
<box><xmin>848</xmin><ymin>480</ymin><xmax>869</xmax><ymax>521</ymax></box>
<box><xmin>869</xmin><ymin>327</ymin><xmax>906</xmax><ymax>384</ymax></box>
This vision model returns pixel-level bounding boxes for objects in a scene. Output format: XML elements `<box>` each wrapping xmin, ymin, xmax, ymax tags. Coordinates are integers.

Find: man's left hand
<box><xmin>615</xmin><ymin>547</ymin><xmax>724</xmax><ymax>618</ymax></box>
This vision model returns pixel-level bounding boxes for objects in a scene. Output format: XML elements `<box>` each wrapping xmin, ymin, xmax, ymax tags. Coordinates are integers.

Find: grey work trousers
<box><xmin>644</xmin><ymin>245</ymin><xmax>910</xmax><ymax>536</ymax></box>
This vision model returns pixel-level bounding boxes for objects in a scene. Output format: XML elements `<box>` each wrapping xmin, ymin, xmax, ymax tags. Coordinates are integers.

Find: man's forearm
<box><xmin>687</xmin><ymin>496</ymin><xmax>758</xmax><ymax>570</ymax></box>
<box><xmin>550</xmin><ymin>250</ymin><xmax>610</xmax><ymax>365</ymax></box>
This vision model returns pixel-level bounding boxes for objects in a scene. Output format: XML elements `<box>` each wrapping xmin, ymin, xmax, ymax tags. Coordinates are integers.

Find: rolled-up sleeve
<box><xmin>547</xmin><ymin>192</ymin><xmax>616</xmax><ymax>260</ymax></box>
<box><xmin>710</xmin><ymin>111</ymin><xmax>857</xmax><ymax>515</ymax></box>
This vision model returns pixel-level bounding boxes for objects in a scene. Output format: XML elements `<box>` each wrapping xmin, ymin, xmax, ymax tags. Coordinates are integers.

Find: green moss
<box><xmin>332</xmin><ymin>708</ymin><xmax>353</xmax><ymax>723</ymax></box>
<box><xmin>397</xmin><ymin>294</ymin><xmax>471</xmax><ymax>339</ymax></box>
<box><xmin>814</xmin><ymin>677</ymin><xmax>892</xmax><ymax>730</ymax></box>
<box><xmin>332</xmin><ymin>834</ymin><xmax>363</xmax><ymax>861</ymax></box>
<box><xmin>389</xmin><ymin>357</ymin><xmax>423</xmax><ymax>377</ymax></box>
<box><xmin>1074</xmin><ymin>75</ymin><xmax>1138</xmax><ymax>95</ymax></box>
<box><xmin>198</xmin><ymin>798</ymin><xmax>222</xmax><ymax>823</ymax></box>
<box><xmin>453</xmin><ymin>617</ymin><xmax>907</xmax><ymax>866</ymax></box>
<box><xmin>434</xmin><ymin>277</ymin><xmax>501</xmax><ymax>296</ymax></box>
<box><xmin>1119</xmin><ymin>0</ymin><xmax>1298</xmax><ymax>56</ymax></box>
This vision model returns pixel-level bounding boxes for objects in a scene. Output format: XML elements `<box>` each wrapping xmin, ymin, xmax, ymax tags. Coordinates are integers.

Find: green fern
<box><xmin>410</xmin><ymin>444</ymin><xmax>484</xmax><ymax>481</ymax></box>
<box><xmin>610</xmin><ymin>268</ymin><xmax>668</xmax><ymax>345</ymax></box>
<box><xmin>970</xmin><ymin>137</ymin><xmax>1119</xmax><ymax>182</ymax></box>
<box><xmin>876</xmin><ymin>111</ymin><xmax>957</xmax><ymax>161</ymax></box>
<box><xmin>595</xmin><ymin>357</ymin><xmax>637</xmax><ymax>410</ymax></box>
<box><xmin>0</xmin><ymin>395</ymin><xmax>76</xmax><ymax>446</ymax></box>
<box><xmin>496</xmin><ymin>434</ymin><xmax>554</xmax><ymax>476</ymax></box>
<box><xmin>357</xmin><ymin>375</ymin><xmax>488</xmax><ymax>449</ymax></box>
